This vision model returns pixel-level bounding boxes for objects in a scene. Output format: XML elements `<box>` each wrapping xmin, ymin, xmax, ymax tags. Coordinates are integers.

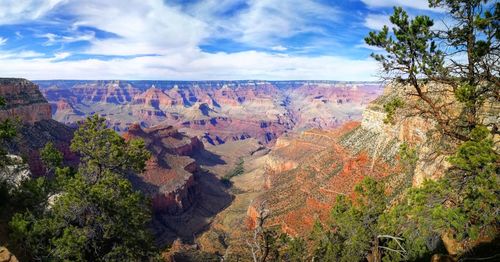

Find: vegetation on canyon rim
<box><xmin>246</xmin><ymin>0</ymin><xmax>499</xmax><ymax>261</ymax></box>
<box><xmin>1</xmin><ymin>115</ymin><xmax>159</xmax><ymax>261</ymax></box>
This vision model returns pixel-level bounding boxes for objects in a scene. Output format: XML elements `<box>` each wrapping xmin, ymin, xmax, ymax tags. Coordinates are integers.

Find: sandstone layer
<box><xmin>38</xmin><ymin>80</ymin><xmax>383</xmax><ymax>145</ymax></box>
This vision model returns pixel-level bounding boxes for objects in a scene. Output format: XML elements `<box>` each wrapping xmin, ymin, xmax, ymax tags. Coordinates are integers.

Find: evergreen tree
<box><xmin>365</xmin><ymin>0</ymin><xmax>499</xmax><ymax>141</ymax></box>
<box><xmin>71</xmin><ymin>114</ymin><xmax>150</xmax><ymax>183</ymax></box>
<box><xmin>0</xmin><ymin>96</ymin><xmax>17</xmax><ymax>214</ymax></box>
<box><xmin>9</xmin><ymin>115</ymin><xmax>157</xmax><ymax>261</ymax></box>
<box><xmin>365</xmin><ymin>0</ymin><xmax>499</xmax><ymax>258</ymax></box>
<box><xmin>0</xmin><ymin>96</ymin><xmax>17</xmax><ymax>170</ymax></box>
<box><xmin>40</xmin><ymin>142</ymin><xmax>63</xmax><ymax>176</ymax></box>
<box><xmin>304</xmin><ymin>178</ymin><xmax>399</xmax><ymax>262</ymax></box>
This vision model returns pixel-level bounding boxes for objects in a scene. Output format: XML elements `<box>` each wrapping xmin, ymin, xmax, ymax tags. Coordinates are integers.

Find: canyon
<box><xmin>37</xmin><ymin>80</ymin><xmax>383</xmax><ymax>145</ymax></box>
<box><xmin>1</xmin><ymin>78</ymin><xmax>440</xmax><ymax>258</ymax></box>
<box><xmin>195</xmin><ymin>82</ymin><xmax>499</xmax><ymax>260</ymax></box>
<box><xmin>2</xmin><ymin>78</ymin><xmax>498</xmax><ymax>260</ymax></box>
<box><xmin>15</xmin><ymin>79</ymin><xmax>389</xmax><ymax>252</ymax></box>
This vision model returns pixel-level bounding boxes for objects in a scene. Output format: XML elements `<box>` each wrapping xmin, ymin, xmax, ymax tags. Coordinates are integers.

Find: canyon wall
<box><xmin>244</xmin><ymin>81</ymin><xmax>499</xmax><ymax>239</ymax></box>
<box><xmin>37</xmin><ymin>80</ymin><xmax>383</xmax><ymax>145</ymax></box>
<box><xmin>0</xmin><ymin>78</ymin><xmax>52</xmax><ymax>124</ymax></box>
<box><xmin>124</xmin><ymin>123</ymin><xmax>203</xmax><ymax>214</ymax></box>
<box><xmin>0</xmin><ymin>79</ymin><xmax>76</xmax><ymax>176</ymax></box>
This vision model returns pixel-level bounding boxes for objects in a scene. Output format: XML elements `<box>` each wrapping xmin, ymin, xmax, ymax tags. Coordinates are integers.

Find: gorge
<box><xmin>1</xmin><ymin>0</ymin><xmax>498</xmax><ymax>261</ymax></box>
<box><xmin>1</xmin><ymin>78</ymin><xmax>498</xmax><ymax>261</ymax></box>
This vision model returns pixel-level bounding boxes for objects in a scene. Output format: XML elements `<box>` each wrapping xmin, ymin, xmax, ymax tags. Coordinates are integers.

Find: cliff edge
<box><xmin>0</xmin><ymin>78</ymin><xmax>76</xmax><ymax>176</ymax></box>
<box><xmin>0</xmin><ymin>78</ymin><xmax>52</xmax><ymax>124</ymax></box>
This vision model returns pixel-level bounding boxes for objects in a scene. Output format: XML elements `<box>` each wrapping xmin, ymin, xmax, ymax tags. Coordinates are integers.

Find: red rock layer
<box><xmin>124</xmin><ymin>123</ymin><xmax>203</xmax><ymax>214</ymax></box>
<box><xmin>38</xmin><ymin>80</ymin><xmax>383</xmax><ymax>144</ymax></box>
<box><xmin>249</xmin><ymin>123</ymin><xmax>400</xmax><ymax>235</ymax></box>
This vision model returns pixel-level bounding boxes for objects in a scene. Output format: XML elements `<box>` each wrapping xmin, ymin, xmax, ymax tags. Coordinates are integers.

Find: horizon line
<box><xmin>29</xmin><ymin>79</ymin><xmax>383</xmax><ymax>82</ymax></box>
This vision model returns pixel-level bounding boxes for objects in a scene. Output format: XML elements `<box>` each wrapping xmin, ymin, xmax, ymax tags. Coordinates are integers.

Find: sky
<box><xmin>0</xmin><ymin>0</ymin><xmax>444</xmax><ymax>80</ymax></box>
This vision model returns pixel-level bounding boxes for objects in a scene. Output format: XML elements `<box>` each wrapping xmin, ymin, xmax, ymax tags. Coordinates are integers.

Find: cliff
<box><xmin>249</xmin><ymin>123</ymin><xmax>397</xmax><ymax>235</ymax></box>
<box><xmin>0</xmin><ymin>78</ymin><xmax>76</xmax><ymax>176</ymax></box>
<box><xmin>344</xmin><ymin>81</ymin><xmax>498</xmax><ymax>185</ymax></box>
<box><xmin>124</xmin><ymin>123</ymin><xmax>202</xmax><ymax>214</ymax></box>
<box><xmin>124</xmin><ymin>123</ymin><xmax>233</xmax><ymax>246</ymax></box>
<box><xmin>0</xmin><ymin>78</ymin><xmax>52</xmax><ymax>124</ymax></box>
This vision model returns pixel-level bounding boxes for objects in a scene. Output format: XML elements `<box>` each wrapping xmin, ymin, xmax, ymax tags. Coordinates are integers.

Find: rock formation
<box><xmin>239</xmin><ymin>81</ymin><xmax>499</xmax><ymax>249</ymax></box>
<box><xmin>37</xmin><ymin>80</ymin><xmax>383</xmax><ymax>145</ymax></box>
<box><xmin>248</xmin><ymin>123</ymin><xmax>399</xmax><ymax>236</ymax></box>
<box><xmin>0</xmin><ymin>78</ymin><xmax>76</xmax><ymax>176</ymax></box>
<box><xmin>124</xmin><ymin>123</ymin><xmax>233</xmax><ymax>246</ymax></box>
<box><xmin>0</xmin><ymin>78</ymin><xmax>52</xmax><ymax>124</ymax></box>
<box><xmin>0</xmin><ymin>247</ymin><xmax>18</xmax><ymax>262</ymax></box>
<box><xmin>124</xmin><ymin>123</ymin><xmax>203</xmax><ymax>214</ymax></box>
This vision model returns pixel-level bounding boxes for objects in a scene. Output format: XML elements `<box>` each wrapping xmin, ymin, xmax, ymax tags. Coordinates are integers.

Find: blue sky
<box><xmin>0</xmin><ymin>0</ymin><xmax>444</xmax><ymax>80</ymax></box>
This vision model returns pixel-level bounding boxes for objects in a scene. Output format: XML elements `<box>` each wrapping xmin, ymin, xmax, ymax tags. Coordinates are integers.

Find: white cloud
<box><xmin>364</xmin><ymin>14</ymin><xmax>390</xmax><ymax>30</ymax></box>
<box><xmin>52</xmin><ymin>52</ymin><xmax>70</xmax><ymax>60</ymax></box>
<box><xmin>0</xmin><ymin>0</ymin><xmax>66</xmax><ymax>24</ymax></box>
<box><xmin>355</xmin><ymin>42</ymin><xmax>384</xmax><ymax>51</ymax></box>
<box><xmin>234</xmin><ymin>0</ymin><xmax>339</xmax><ymax>46</ymax></box>
<box><xmin>184</xmin><ymin>0</ymin><xmax>340</xmax><ymax>48</ymax></box>
<box><xmin>37</xmin><ymin>33</ymin><xmax>58</xmax><ymax>44</ymax></box>
<box><xmin>57</xmin><ymin>0</ymin><xmax>340</xmax><ymax>56</ymax></box>
<box><xmin>0</xmin><ymin>50</ymin><xmax>44</xmax><ymax>59</ymax></box>
<box><xmin>0</xmin><ymin>0</ymin><xmax>380</xmax><ymax>81</ymax></box>
<box><xmin>17</xmin><ymin>51</ymin><xmax>45</xmax><ymax>58</ymax></box>
<box><xmin>0</xmin><ymin>37</ymin><xmax>7</xmax><ymax>46</ymax></box>
<box><xmin>65</xmin><ymin>0</ymin><xmax>208</xmax><ymax>56</ymax></box>
<box><xmin>360</xmin><ymin>0</ymin><xmax>440</xmax><ymax>11</ymax></box>
<box><xmin>37</xmin><ymin>31</ymin><xmax>95</xmax><ymax>45</ymax></box>
<box><xmin>0</xmin><ymin>50</ymin><xmax>379</xmax><ymax>81</ymax></box>
<box><xmin>271</xmin><ymin>45</ymin><xmax>287</xmax><ymax>51</ymax></box>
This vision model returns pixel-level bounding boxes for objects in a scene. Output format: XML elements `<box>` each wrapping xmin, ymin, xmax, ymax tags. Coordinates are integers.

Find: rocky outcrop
<box><xmin>0</xmin><ymin>78</ymin><xmax>52</xmax><ymax>124</ymax></box>
<box><xmin>125</xmin><ymin>123</ymin><xmax>233</xmax><ymax>246</ymax></box>
<box><xmin>246</xmin><ymin>81</ymin><xmax>498</xmax><ymax>237</ymax></box>
<box><xmin>132</xmin><ymin>86</ymin><xmax>174</xmax><ymax>108</ymax></box>
<box><xmin>345</xmin><ymin>82</ymin><xmax>462</xmax><ymax>185</ymax></box>
<box><xmin>0</xmin><ymin>247</ymin><xmax>18</xmax><ymax>262</ymax></box>
<box><xmin>124</xmin><ymin>123</ymin><xmax>203</xmax><ymax>214</ymax></box>
<box><xmin>0</xmin><ymin>79</ymin><xmax>76</xmax><ymax>176</ymax></box>
<box><xmin>0</xmin><ymin>155</ymin><xmax>30</xmax><ymax>187</ymax></box>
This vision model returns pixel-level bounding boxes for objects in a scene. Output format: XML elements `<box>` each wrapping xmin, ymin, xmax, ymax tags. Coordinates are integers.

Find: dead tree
<box><xmin>246</xmin><ymin>200</ymin><xmax>272</xmax><ymax>262</ymax></box>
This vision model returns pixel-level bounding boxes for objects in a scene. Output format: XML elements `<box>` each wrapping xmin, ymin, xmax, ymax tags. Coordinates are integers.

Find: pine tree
<box><xmin>9</xmin><ymin>115</ymin><xmax>157</xmax><ymax>261</ymax></box>
<box><xmin>365</xmin><ymin>1</ymin><xmax>499</xmax><ymax>141</ymax></box>
<box><xmin>40</xmin><ymin>142</ymin><xmax>63</xmax><ymax>176</ymax></box>
<box><xmin>365</xmin><ymin>0</ymin><xmax>499</xmax><ymax>258</ymax></box>
<box><xmin>70</xmin><ymin>114</ymin><xmax>150</xmax><ymax>183</ymax></box>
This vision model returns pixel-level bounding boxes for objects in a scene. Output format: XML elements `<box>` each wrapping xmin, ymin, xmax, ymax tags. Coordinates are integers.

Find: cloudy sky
<box><xmin>0</xmin><ymin>0</ymin><xmax>443</xmax><ymax>80</ymax></box>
